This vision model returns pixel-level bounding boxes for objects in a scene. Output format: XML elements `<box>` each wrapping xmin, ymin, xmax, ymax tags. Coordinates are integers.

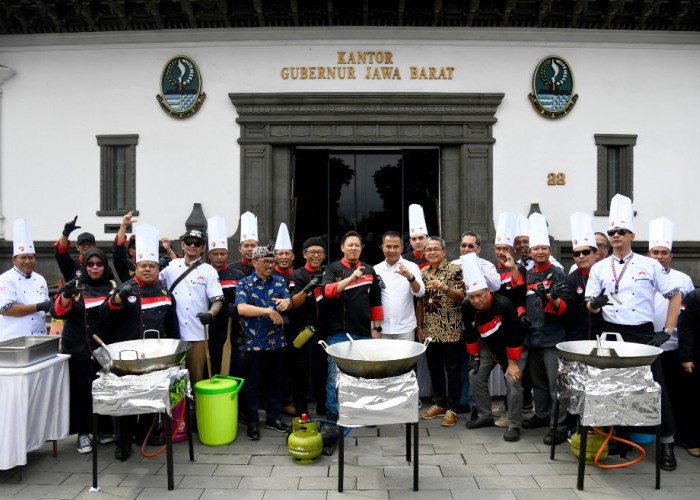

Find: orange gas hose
<box><xmin>590</xmin><ymin>426</ymin><xmax>646</xmax><ymax>468</ymax></box>
<box><xmin>140</xmin><ymin>399</ymin><xmax>188</xmax><ymax>458</ymax></box>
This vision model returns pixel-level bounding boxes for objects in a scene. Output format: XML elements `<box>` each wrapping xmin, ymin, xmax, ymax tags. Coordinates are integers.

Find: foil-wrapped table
<box><xmin>336</xmin><ymin>370</ymin><xmax>420</xmax><ymax>492</ymax></box>
<box><xmin>91</xmin><ymin>366</ymin><xmax>194</xmax><ymax>491</ymax></box>
<box><xmin>553</xmin><ymin>359</ymin><xmax>661</xmax><ymax>491</ymax></box>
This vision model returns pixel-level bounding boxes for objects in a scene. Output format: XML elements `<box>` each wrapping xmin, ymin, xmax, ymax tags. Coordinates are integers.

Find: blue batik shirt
<box><xmin>235</xmin><ymin>272</ymin><xmax>290</xmax><ymax>351</ymax></box>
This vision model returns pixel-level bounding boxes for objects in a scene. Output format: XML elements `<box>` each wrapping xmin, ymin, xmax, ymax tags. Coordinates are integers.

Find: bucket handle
<box><xmin>211</xmin><ymin>375</ymin><xmax>245</xmax><ymax>399</ymax></box>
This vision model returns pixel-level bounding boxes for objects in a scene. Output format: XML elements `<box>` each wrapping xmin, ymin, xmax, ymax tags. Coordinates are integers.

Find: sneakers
<box><xmin>494</xmin><ymin>415</ymin><xmax>508</xmax><ymax>428</ymax></box>
<box><xmin>543</xmin><ymin>428</ymin><xmax>567</xmax><ymax>445</ymax></box>
<box><xmin>114</xmin><ymin>444</ymin><xmax>132</xmax><ymax>461</ymax></box>
<box><xmin>466</xmin><ymin>416</ymin><xmax>495</xmax><ymax>429</ymax></box>
<box><xmin>265</xmin><ymin>419</ymin><xmax>290</xmax><ymax>433</ymax></box>
<box><xmin>420</xmin><ymin>405</ymin><xmax>447</xmax><ymax>419</ymax></box>
<box><xmin>247</xmin><ymin>424</ymin><xmax>260</xmax><ymax>440</ymax></box>
<box><xmin>98</xmin><ymin>433</ymin><xmax>115</xmax><ymax>444</ymax></box>
<box><xmin>76</xmin><ymin>434</ymin><xmax>92</xmax><ymax>454</ymax></box>
<box><xmin>523</xmin><ymin>415</ymin><xmax>550</xmax><ymax>429</ymax></box>
<box><xmin>661</xmin><ymin>443</ymin><xmax>677</xmax><ymax>471</ymax></box>
<box><xmin>503</xmin><ymin>427</ymin><xmax>520</xmax><ymax>442</ymax></box>
<box><xmin>440</xmin><ymin>410</ymin><xmax>457</xmax><ymax>427</ymax></box>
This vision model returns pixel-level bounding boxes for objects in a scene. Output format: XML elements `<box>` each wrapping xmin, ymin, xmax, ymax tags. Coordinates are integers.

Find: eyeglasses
<box><xmin>184</xmin><ymin>240</ymin><xmax>204</xmax><ymax>247</ymax></box>
<box><xmin>607</xmin><ymin>228</ymin><xmax>631</xmax><ymax>237</ymax></box>
<box><xmin>425</xmin><ymin>247</ymin><xmax>443</xmax><ymax>253</ymax></box>
<box><xmin>596</xmin><ymin>243</ymin><xmax>608</xmax><ymax>249</ymax></box>
<box><xmin>85</xmin><ymin>261</ymin><xmax>105</xmax><ymax>268</ymax></box>
<box><xmin>256</xmin><ymin>259</ymin><xmax>276</xmax><ymax>266</ymax></box>
<box><xmin>460</xmin><ymin>243</ymin><xmax>477</xmax><ymax>249</ymax></box>
<box><xmin>572</xmin><ymin>249</ymin><xmax>593</xmax><ymax>257</ymax></box>
<box><xmin>304</xmin><ymin>250</ymin><xmax>325</xmax><ymax>256</ymax></box>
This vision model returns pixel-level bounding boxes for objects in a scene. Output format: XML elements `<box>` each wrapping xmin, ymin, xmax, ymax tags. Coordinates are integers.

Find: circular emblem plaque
<box><xmin>156</xmin><ymin>56</ymin><xmax>206</xmax><ymax>118</ymax></box>
<box><xmin>529</xmin><ymin>55</ymin><xmax>578</xmax><ymax>119</ymax></box>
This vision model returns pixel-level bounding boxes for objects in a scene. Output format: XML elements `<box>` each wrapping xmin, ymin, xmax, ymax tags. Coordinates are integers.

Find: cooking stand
<box><xmin>551</xmin><ymin>359</ymin><xmax>661</xmax><ymax>491</ymax></box>
<box><xmin>91</xmin><ymin>367</ymin><xmax>194</xmax><ymax>491</ymax></box>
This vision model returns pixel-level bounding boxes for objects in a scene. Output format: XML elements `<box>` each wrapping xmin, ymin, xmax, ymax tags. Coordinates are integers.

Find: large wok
<box><xmin>319</xmin><ymin>338</ymin><xmax>430</xmax><ymax>379</ymax></box>
<box><xmin>557</xmin><ymin>332</ymin><xmax>662</xmax><ymax>369</ymax></box>
<box><xmin>93</xmin><ymin>331</ymin><xmax>191</xmax><ymax>376</ymax></box>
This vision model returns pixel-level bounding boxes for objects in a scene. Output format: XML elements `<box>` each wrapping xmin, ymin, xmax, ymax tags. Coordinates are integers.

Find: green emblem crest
<box><xmin>529</xmin><ymin>56</ymin><xmax>578</xmax><ymax>119</ymax></box>
<box><xmin>156</xmin><ymin>56</ymin><xmax>206</xmax><ymax>118</ymax></box>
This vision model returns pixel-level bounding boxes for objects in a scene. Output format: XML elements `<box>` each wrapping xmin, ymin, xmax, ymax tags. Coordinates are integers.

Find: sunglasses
<box><xmin>183</xmin><ymin>240</ymin><xmax>204</xmax><ymax>247</ymax></box>
<box><xmin>572</xmin><ymin>249</ymin><xmax>593</xmax><ymax>257</ymax></box>
<box><xmin>607</xmin><ymin>228</ymin><xmax>631</xmax><ymax>237</ymax></box>
<box><xmin>460</xmin><ymin>243</ymin><xmax>477</xmax><ymax>249</ymax></box>
<box><xmin>85</xmin><ymin>261</ymin><xmax>105</xmax><ymax>268</ymax></box>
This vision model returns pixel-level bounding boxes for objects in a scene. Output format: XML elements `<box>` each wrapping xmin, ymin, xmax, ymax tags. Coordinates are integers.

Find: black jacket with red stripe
<box><xmin>402</xmin><ymin>250</ymin><xmax>429</xmax><ymax>270</ymax></box>
<box><xmin>290</xmin><ymin>264</ymin><xmax>326</xmax><ymax>337</ymax></box>
<box><xmin>524</xmin><ymin>261</ymin><xmax>567</xmax><ymax>347</ymax></box>
<box><xmin>231</xmin><ymin>258</ymin><xmax>255</xmax><ymax>277</ymax></box>
<box><xmin>495</xmin><ymin>264</ymin><xmax>527</xmax><ymax>317</ymax></box>
<box><xmin>463</xmin><ymin>293</ymin><xmax>523</xmax><ymax>369</ymax></box>
<box><xmin>321</xmin><ymin>258</ymin><xmax>383</xmax><ymax>337</ymax></box>
<box><xmin>102</xmin><ymin>277</ymin><xmax>180</xmax><ymax>343</ymax></box>
<box><xmin>561</xmin><ymin>267</ymin><xmax>602</xmax><ymax>341</ymax></box>
<box><xmin>210</xmin><ymin>264</ymin><xmax>245</xmax><ymax>346</ymax></box>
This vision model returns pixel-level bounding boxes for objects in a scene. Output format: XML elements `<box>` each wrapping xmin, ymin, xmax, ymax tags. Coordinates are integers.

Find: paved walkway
<box><xmin>2</xmin><ymin>404</ymin><xmax>700</xmax><ymax>499</ymax></box>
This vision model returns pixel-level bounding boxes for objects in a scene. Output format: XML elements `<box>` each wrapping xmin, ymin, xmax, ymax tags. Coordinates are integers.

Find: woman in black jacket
<box><xmin>51</xmin><ymin>248</ymin><xmax>115</xmax><ymax>454</ymax></box>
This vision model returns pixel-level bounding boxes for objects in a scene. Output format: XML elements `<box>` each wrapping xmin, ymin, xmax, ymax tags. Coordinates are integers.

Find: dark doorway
<box><xmin>292</xmin><ymin>149</ymin><xmax>440</xmax><ymax>266</ymax></box>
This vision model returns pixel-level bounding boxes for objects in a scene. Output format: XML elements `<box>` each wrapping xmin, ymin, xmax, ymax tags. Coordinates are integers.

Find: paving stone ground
<box><xmin>2</xmin><ymin>402</ymin><xmax>699</xmax><ymax>499</ymax></box>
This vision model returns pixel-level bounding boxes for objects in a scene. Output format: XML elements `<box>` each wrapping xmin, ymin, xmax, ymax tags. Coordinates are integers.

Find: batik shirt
<box><xmin>420</xmin><ymin>260</ymin><xmax>465</xmax><ymax>342</ymax></box>
<box><xmin>235</xmin><ymin>271</ymin><xmax>290</xmax><ymax>351</ymax></box>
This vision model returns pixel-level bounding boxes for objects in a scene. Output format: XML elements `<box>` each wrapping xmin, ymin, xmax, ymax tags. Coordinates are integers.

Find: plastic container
<box><xmin>629</xmin><ymin>432</ymin><xmax>655</xmax><ymax>444</ymax></box>
<box><xmin>194</xmin><ymin>375</ymin><xmax>244</xmax><ymax>446</ymax></box>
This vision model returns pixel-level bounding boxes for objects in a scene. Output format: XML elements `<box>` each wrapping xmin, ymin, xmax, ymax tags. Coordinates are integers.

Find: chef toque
<box><xmin>495</xmin><ymin>212</ymin><xmax>517</xmax><ymax>247</ymax></box>
<box><xmin>527</xmin><ymin>213</ymin><xmax>550</xmax><ymax>248</ymax></box>
<box><xmin>240</xmin><ymin>211</ymin><xmax>258</xmax><ymax>243</ymax></box>
<box><xmin>515</xmin><ymin>214</ymin><xmax>530</xmax><ymax>238</ymax></box>
<box><xmin>207</xmin><ymin>216</ymin><xmax>228</xmax><ymax>252</ymax></box>
<box><xmin>134</xmin><ymin>224</ymin><xmax>160</xmax><ymax>263</ymax></box>
<box><xmin>408</xmin><ymin>204</ymin><xmax>428</xmax><ymax>237</ymax></box>
<box><xmin>649</xmin><ymin>217</ymin><xmax>673</xmax><ymax>251</ymax></box>
<box><xmin>13</xmin><ymin>218</ymin><xmax>35</xmax><ymax>256</ymax></box>
<box><xmin>570</xmin><ymin>212</ymin><xmax>596</xmax><ymax>250</ymax></box>
<box><xmin>460</xmin><ymin>253</ymin><xmax>488</xmax><ymax>292</ymax></box>
<box><xmin>275</xmin><ymin>223</ymin><xmax>293</xmax><ymax>251</ymax></box>
<box><xmin>608</xmin><ymin>194</ymin><xmax>634</xmax><ymax>232</ymax></box>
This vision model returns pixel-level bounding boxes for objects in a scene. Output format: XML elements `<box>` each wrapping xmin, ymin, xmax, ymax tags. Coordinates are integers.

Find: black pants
<box><xmin>425</xmin><ymin>341</ymin><xmax>463</xmax><ymax>412</ymax></box>
<box><xmin>661</xmin><ymin>349</ymin><xmax>693</xmax><ymax>445</ymax></box>
<box><xmin>67</xmin><ymin>355</ymin><xmax>111</xmax><ymax>436</ymax></box>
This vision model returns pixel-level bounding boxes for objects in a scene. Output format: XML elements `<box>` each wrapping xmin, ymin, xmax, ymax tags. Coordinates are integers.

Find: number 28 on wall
<box><xmin>547</xmin><ymin>172</ymin><xmax>566</xmax><ymax>185</ymax></box>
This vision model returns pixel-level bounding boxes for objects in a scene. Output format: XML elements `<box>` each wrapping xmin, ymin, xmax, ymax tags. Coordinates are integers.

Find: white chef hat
<box><xmin>460</xmin><ymin>253</ymin><xmax>488</xmax><ymax>293</ymax></box>
<box><xmin>528</xmin><ymin>213</ymin><xmax>550</xmax><ymax>248</ymax></box>
<box><xmin>649</xmin><ymin>217</ymin><xmax>673</xmax><ymax>251</ymax></box>
<box><xmin>608</xmin><ymin>194</ymin><xmax>634</xmax><ymax>232</ymax></box>
<box><xmin>515</xmin><ymin>214</ymin><xmax>529</xmax><ymax>238</ymax></box>
<box><xmin>569</xmin><ymin>212</ymin><xmax>596</xmax><ymax>250</ymax></box>
<box><xmin>408</xmin><ymin>204</ymin><xmax>428</xmax><ymax>237</ymax></box>
<box><xmin>495</xmin><ymin>212</ymin><xmax>517</xmax><ymax>247</ymax></box>
<box><xmin>13</xmin><ymin>218</ymin><xmax>35</xmax><ymax>256</ymax></box>
<box><xmin>275</xmin><ymin>223</ymin><xmax>293</xmax><ymax>251</ymax></box>
<box><xmin>134</xmin><ymin>224</ymin><xmax>160</xmax><ymax>263</ymax></box>
<box><xmin>240</xmin><ymin>211</ymin><xmax>258</xmax><ymax>243</ymax></box>
<box><xmin>207</xmin><ymin>216</ymin><xmax>228</xmax><ymax>252</ymax></box>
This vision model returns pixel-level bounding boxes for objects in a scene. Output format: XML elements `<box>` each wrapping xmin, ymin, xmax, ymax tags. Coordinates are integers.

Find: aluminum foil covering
<box><xmin>92</xmin><ymin>366</ymin><xmax>191</xmax><ymax>417</ymax></box>
<box><xmin>558</xmin><ymin>359</ymin><xmax>660</xmax><ymax>427</ymax></box>
<box><xmin>337</xmin><ymin>370</ymin><xmax>419</xmax><ymax>427</ymax></box>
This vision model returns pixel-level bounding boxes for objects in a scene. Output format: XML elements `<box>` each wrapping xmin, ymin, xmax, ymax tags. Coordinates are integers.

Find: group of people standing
<box><xmin>0</xmin><ymin>194</ymin><xmax>698</xmax><ymax>470</ymax></box>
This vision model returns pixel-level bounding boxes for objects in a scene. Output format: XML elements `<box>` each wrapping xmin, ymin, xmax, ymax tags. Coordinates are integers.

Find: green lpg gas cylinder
<box><xmin>287</xmin><ymin>414</ymin><xmax>323</xmax><ymax>464</ymax></box>
<box><xmin>571</xmin><ymin>430</ymin><xmax>609</xmax><ymax>464</ymax></box>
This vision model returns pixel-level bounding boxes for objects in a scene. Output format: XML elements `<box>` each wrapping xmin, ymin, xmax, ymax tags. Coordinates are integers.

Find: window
<box><xmin>594</xmin><ymin>134</ymin><xmax>636</xmax><ymax>216</ymax></box>
<box><xmin>96</xmin><ymin>134</ymin><xmax>138</xmax><ymax>216</ymax></box>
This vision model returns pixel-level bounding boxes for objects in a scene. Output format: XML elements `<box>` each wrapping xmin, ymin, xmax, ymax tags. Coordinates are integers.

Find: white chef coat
<box><xmin>451</xmin><ymin>256</ymin><xmax>501</xmax><ymax>292</ymax></box>
<box><xmin>159</xmin><ymin>258</ymin><xmax>224</xmax><ymax>341</ymax></box>
<box><xmin>586</xmin><ymin>252</ymin><xmax>678</xmax><ymax>327</ymax></box>
<box><xmin>0</xmin><ymin>267</ymin><xmax>49</xmax><ymax>341</ymax></box>
<box><xmin>374</xmin><ymin>257</ymin><xmax>424</xmax><ymax>334</ymax></box>
<box><xmin>652</xmin><ymin>267</ymin><xmax>694</xmax><ymax>351</ymax></box>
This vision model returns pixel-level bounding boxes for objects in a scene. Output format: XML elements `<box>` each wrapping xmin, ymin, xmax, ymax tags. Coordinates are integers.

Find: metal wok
<box><xmin>319</xmin><ymin>338</ymin><xmax>430</xmax><ymax>379</ymax></box>
<box><xmin>556</xmin><ymin>332</ymin><xmax>662</xmax><ymax>369</ymax></box>
<box><xmin>94</xmin><ymin>333</ymin><xmax>191</xmax><ymax>376</ymax></box>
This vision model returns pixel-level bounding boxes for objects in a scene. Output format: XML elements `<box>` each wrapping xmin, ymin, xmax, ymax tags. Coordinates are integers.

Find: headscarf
<box><xmin>79</xmin><ymin>248</ymin><xmax>111</xmax><ymax>287</ymax></box>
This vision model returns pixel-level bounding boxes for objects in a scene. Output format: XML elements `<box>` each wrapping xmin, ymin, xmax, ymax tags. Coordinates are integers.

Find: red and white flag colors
<box><xmin>495</xmin><ymin>212</ymin><xmax>517</xmax><ymax>247</ymax></box>
<box><xmin>609</xmin><ymin>193</ymin><xmax>634</xmax><ymax>232</ymax></box>
<box><xmin>408</xmin><ymin>204</ymin><xmax>428</xmax><ymax>236</ymax></box>
<box><xmin>12</xmin><ymin>218</ymin><xmax>35</xmax><ymax>256</ymax></box>
<box><xmin>207</xmin><ymin>215</ymin><xmax>228</xmax><ymax>252</ymax></box>
<box><xmin>460</xmin><ymin>253</ymin><xmax>487</xmax><ymax>292</ymax></box>
<box><xmin>134</xmin><ymin>224</ymin><xmax>160</xmax><ymax>263</ymax></box>
<box><xmin>649</xmin><ymin>217</ymin><xmax>673</xmax><ymax>251</ymax></box>
<box><xmin>569</xmin><ymin>212</ymin><xmax>596</xmax><ymax>250</ymax></box>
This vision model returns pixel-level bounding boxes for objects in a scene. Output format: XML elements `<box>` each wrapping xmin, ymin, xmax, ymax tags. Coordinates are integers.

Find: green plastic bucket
<box><xmin>194</xmin><ymin>375</ymin><xmax>244</xmax><ymax>446</ymax></box>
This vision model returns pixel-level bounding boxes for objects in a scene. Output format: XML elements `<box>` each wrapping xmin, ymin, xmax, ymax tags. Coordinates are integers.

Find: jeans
<box><xmin>244</xmin><ymin>347</ymin><xmax>285</xmax><ymax>425</ymax></box>
<box><xmin>460</xmin><ymin>351</ymin><xmax>476</xmax><ymax>407</ymax></box>
<box><xmin>325</xmin><ymin>332</ymin><xmax>364</xmax><ymax>415</ymax></box>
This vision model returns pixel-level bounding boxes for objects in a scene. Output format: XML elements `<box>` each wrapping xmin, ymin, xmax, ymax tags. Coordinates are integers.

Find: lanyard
<box><xmin>611</xmin><ymin>255</ymin><xmax>633</xmax><ymax>296</ymax></box>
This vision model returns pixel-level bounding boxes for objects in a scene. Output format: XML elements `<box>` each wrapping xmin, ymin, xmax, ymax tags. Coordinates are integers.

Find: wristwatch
<box><xmin>373</xmin><ymin>326</ymin><xmax>383</xmax><ymax>333</ymax></box>
<box><xmin>408</xmin><ymin>274</ymin><xmax>416</xmax><ymax>282</ymax></box>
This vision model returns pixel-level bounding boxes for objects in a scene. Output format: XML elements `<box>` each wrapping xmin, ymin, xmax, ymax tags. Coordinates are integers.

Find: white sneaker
<box><xmin>76</xmin><ymin>434</ymin><xmax>93</xmax><ymax>454</ymax></box>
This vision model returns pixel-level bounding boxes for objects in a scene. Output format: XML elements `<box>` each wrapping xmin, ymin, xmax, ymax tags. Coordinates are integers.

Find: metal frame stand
<box><xmin>337</xmin><ymin>420</ymin><xmax>419</xmax><ymax>492</ymax></box>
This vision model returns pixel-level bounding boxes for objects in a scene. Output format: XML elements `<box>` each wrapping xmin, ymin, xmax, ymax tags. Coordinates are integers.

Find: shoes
<box><xmin>661</xmin><ymin>443</ymin><xmax>677</xmax><ymax>471</ymax></box>
<box><xmin>76</xmin><ymin>434</ymin><xmax>92</xmax><ymax>454</ymax></box>
<box><xmin>470</xmin><ymin>405</ymin><xmax>479</xmax><ymax>421</ymax></box>
<box><xmin>543</xmin><ymin>428</ymin><xmax>567</xmax><ymax>445</ymax></box>
<box><xmin>466</xmin><ymin>416</ymin><xmax>495</xmax><ymax>429</ymax></box>
<box><xmin>492</xmin><ymin>405</ymin><xmax>507</xmax><ymax>417</ymax></box>
<box><xmin>265</xmin><ymin>418</ymin><xmax>290</xmax><ymax>433</ymax></box>
<box><xmin>281</xmin><ymin>405</ymin><xmax>296</xmax><ymax>416</ymax></box>
<box><xmin>494</xmin><ymin>415</ymin><xmax>508</xmax><ymax>428</ymax></box>
<box><xmin>440</xmin><ymin>410</ymin><xmax>457</xmax><ymax>427</ymax></box>
<box><xmin>147</xmin><ymin>433</ymin><xmax>166</xmax><ymax>446</ymax></box>
<box><xmin>114</xmin><ymin>444</ymin><xmax>132</xmax><ymax>461</ymax></box>
<box><xmin>420</xmin><ymin>405</ymin><xmax>447</xmax><ymax>419</ymax></box>
<box><xmin>503</xmin><ymin>427</ymin><xmax>520</xmax><ymax>442</ymax></box>
<box><xmin>98</xmin><ymin>433</ymin><xmax>115</xmax><ymax>444</ymax></box>
<box><xmin>687</xmin><ymin>447</ymin><xmax>700</xmax><ymax>457</ymax></box>
<box><xmin>607</xmin><ymin>439</ymin><xmax>630</xmax><ymax>456</ymax></box>
<box><xmin>566</xmin><ymin>429</ymin><xmax>575</xmax><ymax>444</ymax></box>
<box><xmin>523</xmin><ymin>415</ymin><xmax>550</xmax><ymax>429</ymax></box>
<box><xmin>326</xmin><ymin>413</ymin><xmax>338</xmax><ymax>422</ymax></box>
<box><xmin>247</xmin><ymin>424</ymin><xmax>260</xmax><ymax>440</ymax></box>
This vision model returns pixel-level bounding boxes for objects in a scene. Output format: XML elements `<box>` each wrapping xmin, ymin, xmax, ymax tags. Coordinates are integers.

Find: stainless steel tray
<box><xmin>0</xmin><ymin>335</ymin><xmax>60</xmax><ymax>367</ymax></box>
